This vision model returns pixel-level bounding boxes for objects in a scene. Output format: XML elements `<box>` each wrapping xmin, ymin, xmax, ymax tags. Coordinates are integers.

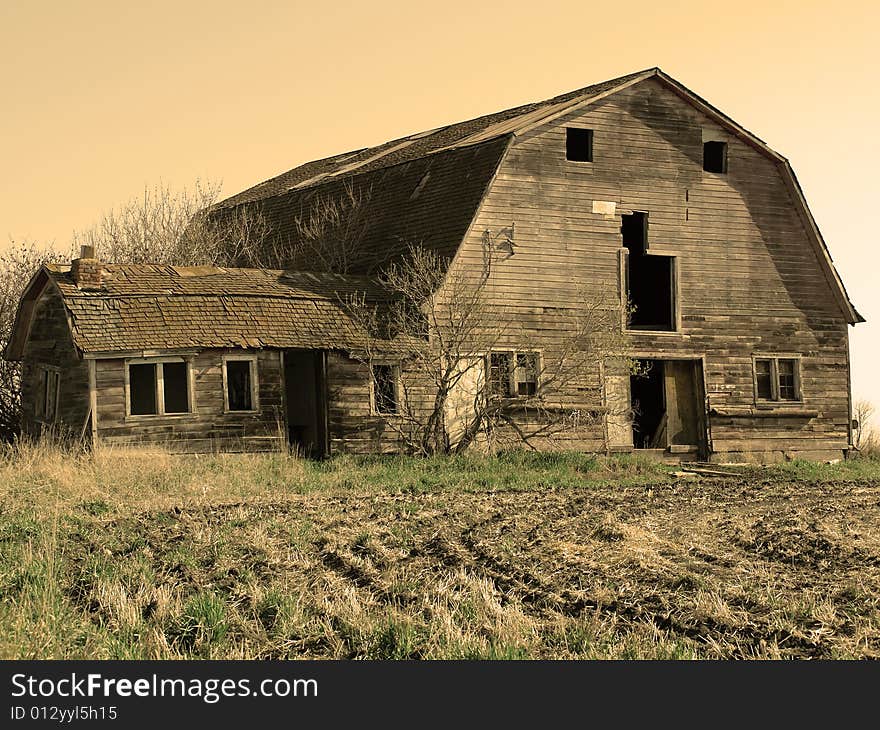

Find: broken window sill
<box><xmin>710</xmin><ymin>406</ymin><xmax>818</xmax><ymax>418</ymax></box>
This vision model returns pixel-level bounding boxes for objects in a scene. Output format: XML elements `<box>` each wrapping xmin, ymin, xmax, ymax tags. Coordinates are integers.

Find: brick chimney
<box><xmin>71</xmin><ymin>245</ymin><xmax>103</xmax><ymax>289</ymax></box>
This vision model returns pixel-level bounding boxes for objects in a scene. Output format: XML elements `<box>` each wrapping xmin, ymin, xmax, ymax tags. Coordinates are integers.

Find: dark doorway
<box><xmin>631</xmin><ymin>360</ymin><xmax>666</xmax><ymax>448</ymax></box>
<box><xmin>283</xmin><ymin>350</ymin><xmax>329</xmax><ymax>458</ymax></box>
<box><xmin>631</xmin><ymin>359</ymin><xmax>704</xmax><ymax>451</ymax></box>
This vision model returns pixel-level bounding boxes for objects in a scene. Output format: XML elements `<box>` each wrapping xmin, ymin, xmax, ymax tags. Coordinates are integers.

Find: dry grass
<box><xmin>1</xmin><ymin>441</ymin><xmax>879</xmax><ymax>659</ymax></box>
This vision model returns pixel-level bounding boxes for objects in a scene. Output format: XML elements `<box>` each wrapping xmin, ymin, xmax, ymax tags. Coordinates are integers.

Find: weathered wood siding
<box><xmin>326</xmin><ymin>351</ymin><xmax>433</xmax><ymax>454</ymax></box>
<box><xmin>448</xmin><ymin>77</ymin><xmax>850</xmax><ymax>460</ymax></box>
<box><xmin>20</xmin><ymin>285</ymin><xmax>90</xmax><ymax>438</ymax></box>
<box><xmin>93</xmin><ymin>349</ymin><xmax>285</xmax><ymax>452</ymax></box>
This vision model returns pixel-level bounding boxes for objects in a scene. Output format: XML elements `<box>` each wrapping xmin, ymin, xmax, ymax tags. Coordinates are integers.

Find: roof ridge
<box><xmin>215</xmin><ymin>68</ymin><xmax>656</xmax><ymax>209</ymax></box>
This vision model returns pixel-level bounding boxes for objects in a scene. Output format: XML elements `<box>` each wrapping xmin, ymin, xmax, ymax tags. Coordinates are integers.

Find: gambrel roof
<box><xmin>4</xmin><ymin>264</ymin><xmax>403</xmax><ymax>359</ymax></box>
<box><xmin>216</xmin><ymin>69</ymin><xmax>650</xmax><ymax>208</ymax></box>
<box><xmin>215</xmin><ymin>67</ymin><xmax>862</xmax><ymax>324</ymax></box>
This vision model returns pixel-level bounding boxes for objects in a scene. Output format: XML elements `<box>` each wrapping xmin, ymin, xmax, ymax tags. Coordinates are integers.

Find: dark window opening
<box><xmin>622</xmin><ymin>212</ymin><xmax>675</xmax><ymax>331</ymax></box>
<box><xmin>566</xmin><ymin>128</ymin><xmax>593</xmax><ymax>162</ymax></box>
<box><xmin>515</xmin><ymin>353</ymin><xmax>538</xmax><ymax>396</ymax></box>
<box><xmin>163</xmin><ymin>361</ymin><xmax>190</xmax><ymax>414</ymax></box>
<box><xmin>622</xmin><ymin>211</ymin><xmax>649</xmax><ymax>255</ymax></box>
<box><xmin>703</xmin><ymin>140</ymin><xmax>727</xmax><ymax>173</ymax></box>
<box><xmin>129</xmin><ymin>363</ymin><xmax>158</xmax><ymax>415</ymax></box>
<box><xmin>226</xmin><ymin>360</ymin><xmax>253</xmax><ymax>411</ymax></box>
<box><xmin>372</xmin><ymin>364</ymin><xmax>398</xmax><ymax>414</ymax></box>
<box><xmin>755</xmin><ymin>359</ymin><xmax>773</xmax><ymax>400</ymax></box>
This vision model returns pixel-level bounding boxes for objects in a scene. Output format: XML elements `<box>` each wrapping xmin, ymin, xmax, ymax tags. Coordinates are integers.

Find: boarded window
<box><xmin>129</xmin><ymin>363</ymin><xmax>158</xmax><ymax>415</ymax></box>
<box><xmin>515</xmin><ymin>353</ymin><xmax>538</xmax><ymax>396</ymax></box>
<box><xmin>226</xmin><ymin>360</ymin><xmax>254</xmax><ymax>411</ymax></box>
<box><xmin>39</xmin><ymin>367</ymin><xmax>60</xmax><ymax>422</ymax></box>
<box><xmin>703</xmin><ymin>141</ymin><xmax>728</xmax><ymax>173</ymax></box>
<box><xmin>755</xmin><ymin>359</ymin><xmax>773</xmax><ymax>400</ymax></box>
<box><xmin>162</xmin><ymin>361</ymin><xmax>190</xmax><ymax>413</ymax></box>
<box><xmin>488</xmin><ymin>353</ymin><xmax>512</xmax><ymax>398</ymax></box>
<box><xmin>566</xmin><ymin>128</ymin><xmax>593</xmax><ymax>162</ymax></box>
<box><xmin>372</xmin><ymin>364</ymin><xmax>398</xmax><ymax>414</ymax></box>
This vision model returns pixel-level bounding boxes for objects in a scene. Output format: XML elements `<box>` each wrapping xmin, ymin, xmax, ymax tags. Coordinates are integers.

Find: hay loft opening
<box><xmin>622</xmin><ymin>212</ymin><xmax>675</xmax><ymax>331</ymax></box>
<box><xmin>566</xmin><ymin>127</ymin><xmax>593</xmax><ymax>162</ymax></box>
<box><xmin>703</xmin><ymin>140</ymin><xmax>728</xmax><ymax>173</ymax></box>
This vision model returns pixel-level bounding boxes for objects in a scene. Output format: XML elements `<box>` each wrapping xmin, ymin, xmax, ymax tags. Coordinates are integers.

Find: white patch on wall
<box><xmin>592</xmin><ymin>200</ymin><xmax>617</xmax><ymax>218</ymax></box>
<box><xmin>702</xmin><ymin>127</ymin><xmax>728</xmax><ymax>143</ymax></box>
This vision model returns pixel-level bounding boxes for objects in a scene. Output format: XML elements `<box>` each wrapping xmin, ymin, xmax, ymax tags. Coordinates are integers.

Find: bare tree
<box><xmin>73</xmin><ymin>181</ymin><xmax>270</xmax><ymax>267</ymax></box>
<box><xmin>854</xmin><ymin>399</ymin><xmax>875</xmax><ymax>450</ymax></box>
<box><xmin>289</xmin><ymin>181</ymin><xmax>373</xmax><ymax>273</ymax></box>
<box><xmin>345</xmin><ymin>241</ymin><xmax>634</xmax><ymax>455</ymax></box>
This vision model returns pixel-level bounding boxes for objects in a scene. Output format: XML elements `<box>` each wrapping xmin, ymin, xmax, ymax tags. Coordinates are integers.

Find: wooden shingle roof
<box><xmin>34</xmin><ymin>264</ymin><xmax>403</xmax><ymax>356</ymax></box>
<box><xmin>220</xmin><ymin>135</ymin><xmax>512</xmax><ymax>275</ymax></box>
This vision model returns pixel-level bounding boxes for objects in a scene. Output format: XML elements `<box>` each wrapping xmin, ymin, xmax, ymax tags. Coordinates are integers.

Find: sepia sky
<box><xmin>1</xmin><ymin>0</ymin><xmax>878</xmax><ymax>409</ymax></box>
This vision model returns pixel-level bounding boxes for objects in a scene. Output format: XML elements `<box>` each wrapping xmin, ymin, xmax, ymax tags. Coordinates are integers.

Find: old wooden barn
<box><xmin>5</xmin><ymin>68</ymin><xmax>863</xmax><ymax>461</ymax></box>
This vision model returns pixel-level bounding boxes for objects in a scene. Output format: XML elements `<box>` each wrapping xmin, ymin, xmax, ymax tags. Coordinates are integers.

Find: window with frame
<box><xmin>515</xmin><ymin>353</ymin><xmax>538</xmax><ymax>396</ymax></box>
<box><xmin>754</xmin><ymin>357</ymin><xmax>800</xmax><ymax>402</ymax></box>
<box><xmin>487</xmin><ymin>351</ymin><xmax>540</xmax><ymax>398</ymax></box>
<box><xmin>37</xmin><ymin>366</ymin><xmax>60</xmax><ymax>422</ymax></box>
<box><xmin>127</xmin><ymin>358</ymin><xmax>192</xmax><ymax>416</ymax></box>
<box><xmin>488</xmin><ymin>352</ymin><xmax>512</xmax><ymax>398</ymax></box>
<box><xmin>224</xmin><ymin>357</ymin><xmax>258</xmax><ymax>412</ymax></box>
<box><xmin>371</xmin><ymin>364</ymin><xmax>399</xmax><ymax>415</ymax></box>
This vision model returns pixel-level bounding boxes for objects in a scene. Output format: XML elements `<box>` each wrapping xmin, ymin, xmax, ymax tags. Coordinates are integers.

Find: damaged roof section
<box><xmin>212</xmin><ymin>134</ymin><xmax>513</xmax><ymax>276</ymax></box>
<box><xmin>7</xmin><ymin>264</ymin><xmax>407</xmax><ymax>358</ymax></box>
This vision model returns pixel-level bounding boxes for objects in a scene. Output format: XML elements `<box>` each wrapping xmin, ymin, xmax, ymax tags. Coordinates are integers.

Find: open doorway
<box><xmin>283</xmin><ymin>349</ymin><xmax>329</xmax><ymax>458</ymax></box>
<box><xmin>630</xmin><ymin>359</ymin><xmax>704</xmax><ymax>452</ymax></box>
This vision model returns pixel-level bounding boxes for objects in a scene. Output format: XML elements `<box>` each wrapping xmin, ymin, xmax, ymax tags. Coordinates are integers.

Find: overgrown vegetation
<box><xmin>2</xmin><ymin>443</ymin><xmax>879</xmax><ymax>660</ymax></box>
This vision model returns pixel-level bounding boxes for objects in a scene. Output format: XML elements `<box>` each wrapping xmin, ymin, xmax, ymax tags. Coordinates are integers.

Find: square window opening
<box><xmin>566</xmin><ymin>128</ymin><xmax>593</xmax><ymax>162</ymax></box>
<box><xmin>703</xmin><ymin>140</ymin><xmax>728</xmax><ymax>173</ymax></box>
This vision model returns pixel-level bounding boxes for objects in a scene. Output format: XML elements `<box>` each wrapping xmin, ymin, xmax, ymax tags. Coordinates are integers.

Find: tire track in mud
<box><xmin>415</xmin><ymin>518</ymin><xmax>828</xmax><ymax>659</ymax></box>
